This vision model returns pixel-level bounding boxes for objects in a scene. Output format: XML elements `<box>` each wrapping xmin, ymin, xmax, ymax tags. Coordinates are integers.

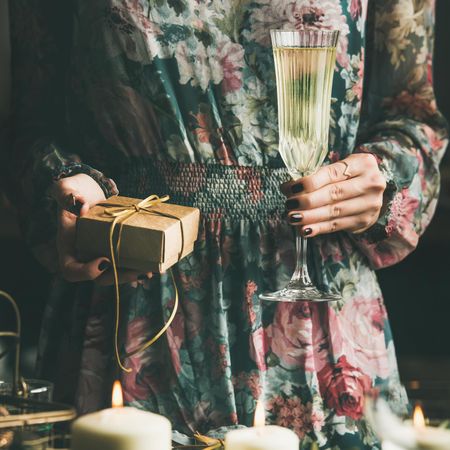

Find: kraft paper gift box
<box><xmin>76</xmin><ymin>196</ymin><xmax>200</xmax><ymax>273</ymax></box>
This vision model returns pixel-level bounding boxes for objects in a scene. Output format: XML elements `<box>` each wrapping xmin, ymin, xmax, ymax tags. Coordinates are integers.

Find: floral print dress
<box><xmin>8</xmin><ymin>0</ymin><xmax>448</xmax><ymax>448</ymax></box>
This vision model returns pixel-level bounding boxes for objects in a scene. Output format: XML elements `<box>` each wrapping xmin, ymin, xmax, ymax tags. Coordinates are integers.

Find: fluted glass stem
<box><xmin>288</xmin><ymin>229</ymin><xmax>313</xmax><ymax>288</ymax></box>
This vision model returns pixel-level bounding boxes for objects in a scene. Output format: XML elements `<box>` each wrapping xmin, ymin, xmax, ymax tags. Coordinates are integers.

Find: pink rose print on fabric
<box><xmin>123</xmin><ymin>1</ymin><xmax>162</xmax><ymax>40</ymax></box>
<box><xmin>318</xmin><ymin>355</ymin><xmax>371</xmax><ymax>420</ymax></box>
<box><xmin>310</xmin><ymin>407</ymin><xmax>325</xmax><ymax>432</ymax></box>
<box><xmin>165</xmin><ymin>309</ymin><xmax>185</xmax><ymax>376</ymax></box>
<box><xmin>364</xmin><ymin>238</ymin><xmax>415</xmax><ymax>270</ymax></box>
<box><xmin>352</xmin><ymin>50</ymin><xmax>364</xmax><ymax>101</ymax></box>
<box><xmin>123</xmin><ymin>317</ymin><xmax>167</xmax><ymax>402</ymax></box>
<box><xmin>206</xmin><ymin>337</ymin><xmax>230</xmax><ymax>378</ymax></box>
<box><xmin>229</xmin><ymin>411</ymin><xmax>239</xmax><ymax>424</ymax></box>
<box><xmin>383</xmin><ymin>86</ymin><xmax>438</xmax><ymax>121</ymax></box>
<box><xmin>352</xmin><ymin>184</ymin><xmax>420</xmax><ymax>269</ymax></box>
<box><xmin>124</xmin><ymin>317</ymin><xmax>152</xmax><ymax>373</ymax></box>
<box><xmin>216</xmin><ymin>40</ymin><xmax>245</xmax><ymax>94</ymax></box>
<box><xmin>327</xmin><ymin>150</ymin><xmax>341</xmax><ymax>163</ymax></box>
<box><xmin>427</xmin><ymin>53</ymin><xmax>433</xmax><ymax>84</ymax></box>
<box><xmin>267</xmin><ymin>396</ymin><xmax>319</xmax><ymax>437</ymax></box>
<box><xmin>105</xmin><ymin>5</ymin><xmax>162</xmax><ymax>62</ymax></box>
<box><xmin>249</xmin><ymin>0</ymin><xmax>350</xmax><ymax>68</ymax></box>
<box><xmin>191</xmin><ymin>111</ymin><xmax>212</xmax><ymax>144</ymax></box>
<box><xmin>249</xmin><ymin>327</ymin><xmax>268</xmax><ymax>371</ymax></box>
<box><xmin>122</xmin><ymin>355</ymin><xmax>150</xmax><ymax>402</ymax></box>
<box><xmin>266</xmin><ymin>303</ymin><xmax>330</xmax><ymax>372</ymax></box>
<box><xmin>423</xmin><ymin>123</ymin><xmax>444</xmax><ymax>152</ymax></box>
<box><xmin>244</xmin><ymin>280</ymin><xmax>258</xmax><ymax>324</ymax></box>
<box><xmin>235</xmin><ymin>168</ymin><xmax>264</xmax><ymax>203</ymax></box>
<box><xmin>246</xmin><ymin>372</ymin><xmax>263</xmax><ymax>399</ymax></box>
<box><xmin>215</xmin><ymin>136</ymin><xmax>237</xmax><ymax>165</ymax></box>
<box><xmin>349</xmin><ymin>0</ymin><xmax>362</xmax><ymax>19</ymax></box>
<box><xmin>190</xmin><ymin>109</ymin><xmax>236</xmax><ymax>165</ymax></box>
<box><xmin>386</xmin><ymin>188</ymin><xmax>420</xmax><ymax>248</ymax></box>
<box><xmin>232</xmin><ymin>371</ymin><xmax>262</xmax><ymax>399</ymax></box>
<box><xmin>292</xmin><ymin>3</ymin><xmax>326</xmax><ymax>28</ymax></box>
<box><xmin>329</xmin><ymin>298</ymin><xmax>390</xmax><ymax>379</ymax></box>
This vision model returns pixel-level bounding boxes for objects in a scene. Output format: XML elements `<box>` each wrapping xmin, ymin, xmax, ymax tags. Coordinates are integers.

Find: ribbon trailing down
<box><xmin>100</xmin><ymin>194</ymin><xmax>182</xmax><ymax>373</ymax></box>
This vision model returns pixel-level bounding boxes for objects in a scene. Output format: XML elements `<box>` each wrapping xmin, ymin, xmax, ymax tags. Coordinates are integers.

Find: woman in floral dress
<box><xmin>7</xmin><ymin>0</ymin><xmax>448</xmax><ymax>448</ymax></box>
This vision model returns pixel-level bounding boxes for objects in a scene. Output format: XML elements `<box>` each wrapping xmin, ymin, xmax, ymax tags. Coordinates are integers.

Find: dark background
<box><xmin>0</xmin><ymin>1</ymin><xmax>449</xmax><ymax>382</ymax></box>
<box><xmin>379</xmin><ymin>0</ymin><xmax>450</xmax><ymax>361</ymax></box>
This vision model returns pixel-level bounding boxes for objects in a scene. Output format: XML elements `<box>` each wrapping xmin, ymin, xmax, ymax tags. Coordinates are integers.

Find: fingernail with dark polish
<box><xmin>74</xmin><ymin>200</ymin><xmax>82</xmax><ymax>213</ymax></box>
<box><xmin>98</xmin><ymin>261</ymin><xmax>110</xmax><ymax>271</ymax></box>
<box><xmin>291</xmin><ymin>183</ymin><xmax>304</xmax><ymax>194</ymax></box>
<box><xmin>285</xmin><ymin>199</ymin><xmax>299</xmax><ymax>210</ymax></box>
<box><xmin>137</xmin><ymin>274</ymin><xmax>148</xmax><ymax>281</ymax></box>
<box><xmin>303</xmin><ymin>227</ymin><xmax>313</xmax><ymax>237</ymax></box>
<box><xmin>67</xmin><ymin>200</ymin><xmax>82</xmax><ymax>215</ymax></box>
<box><xmin>290</xmin><ymin>213</ymin><xmax>303</xmax><ymax>223</ymax></box>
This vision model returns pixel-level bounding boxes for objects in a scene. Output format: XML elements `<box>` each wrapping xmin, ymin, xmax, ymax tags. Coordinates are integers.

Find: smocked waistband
<box><xmin>118</xmin><ymin>160</ymin><xmax>290</xmax><ymax>220</ymax></box>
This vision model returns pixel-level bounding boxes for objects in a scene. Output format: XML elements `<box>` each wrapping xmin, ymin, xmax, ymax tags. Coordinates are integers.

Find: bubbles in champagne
<box><xmin>273</xmin><ymin>47</ymin><xmax>336</xmax><ymax>179</ymax></box>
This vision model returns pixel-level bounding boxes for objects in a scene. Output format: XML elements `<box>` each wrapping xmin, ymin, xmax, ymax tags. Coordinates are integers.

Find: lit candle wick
<box><xmin>254</xmin><ymin>400</ymin><xmax>265</xmax><ymax>428</ymax></box>
<box><xmin>413</xmin><ymin>404</ymin><xmax>426</xmax><ymax>430</ymax></box>
<box><xmin>112</xmin><ymin>380</ymin><xmax>124</xmax><ymax>408</ymax></box>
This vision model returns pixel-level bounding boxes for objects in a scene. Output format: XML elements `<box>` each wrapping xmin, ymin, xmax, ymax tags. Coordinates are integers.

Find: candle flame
<box><xmin>413</xmin><ymin>404</ymin><xmax>426</xmax><ymax>429</ymax></box>
<box><xmin>112</xmin><ymin>380</ymin><xmax>124</xmax><ymax>408</ymax></box>
<box><xmin>254</xmin><ymin>400</ymin><xmax>265</xmax><ymax>427</ymax></box>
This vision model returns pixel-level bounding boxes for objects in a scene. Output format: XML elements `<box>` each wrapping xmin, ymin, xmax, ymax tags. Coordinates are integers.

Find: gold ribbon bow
<box><xmin>101</xmin><ymin>194</ymin><xmax>180</xmax><ymax>373</ymax></box>
<box><xmin>172</xmin><ymin>433</ymin><xmax>224</xmax><ymax>449</ymax></box>
<box><xmin>192</xmin><ymin>433</ymin><xmax>224</xmax><ymax>449</ymax></box>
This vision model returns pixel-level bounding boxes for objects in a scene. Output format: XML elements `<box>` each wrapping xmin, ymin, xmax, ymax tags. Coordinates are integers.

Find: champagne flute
<box><xmin>260</xmin><ymin>29</ymin><xmax>342</xmax><ymax>303</ymax></box>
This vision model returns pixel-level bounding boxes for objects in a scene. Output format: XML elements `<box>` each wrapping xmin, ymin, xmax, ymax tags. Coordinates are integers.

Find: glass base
<box><xmin>259</xmin><ymin>284</ymin><xmax>342</xmax><ymax>303</ymax></box>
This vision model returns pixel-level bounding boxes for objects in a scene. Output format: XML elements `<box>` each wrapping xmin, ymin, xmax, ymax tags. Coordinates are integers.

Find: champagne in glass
<box><xmin>275</xmin><ymin>45</ymin><xmax>336</xmax><ymax>178</ymax></box>
<box><xmin>260</xmin><ymin>30</ymin><xmax>341</xmax><ymax>303</ymax></box>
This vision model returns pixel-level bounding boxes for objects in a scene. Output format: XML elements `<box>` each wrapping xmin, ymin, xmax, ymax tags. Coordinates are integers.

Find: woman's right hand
<box><xmin>51</xmin><ymin>174</ymin><xmax>152</xmax><ymax>285</ymax></box>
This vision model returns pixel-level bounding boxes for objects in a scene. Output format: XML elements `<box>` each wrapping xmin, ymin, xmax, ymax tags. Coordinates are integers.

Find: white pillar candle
<box><xmin>71</xmin><ymin>381</ymin><xmax>171</xmax><ymax>450</ymax></box>
<box><xmin>367</xmin><ymin>399</ymin><xmax>450</xmax><ymax>450</ymax></box>
<box><xmin>415</xmin><ymin>427</ymin><xmax>450</xmax><ymax>450</ymax></box>
<box><xmin>71</xmin><ymin>406</ymin><xmax>171</xmax><ymax>450</ymax></box>
<box><xmin>225</xmin><ymin>425</ymin><xmax>299</xmax><ymax>450</ymax></box>
<box><xmin>225</xmin><ymin>401</ymin><xmax>299</xmax><ymax>450</ymax></box>
<box><xmin>413</xmin><ymin>404</ymin><xmax>450</xmax><ymax>450</ymax></box>
<box><xmin>382</xmin><ymin>441</ymin><xmax>406</xmax><ymax>450</ymax></box>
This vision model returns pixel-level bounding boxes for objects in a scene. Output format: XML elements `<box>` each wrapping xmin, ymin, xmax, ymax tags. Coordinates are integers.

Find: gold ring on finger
<box><xmin>341</xmin><ymin>160</ymin><xmax>352</xmax><ymax>179</ymax></box>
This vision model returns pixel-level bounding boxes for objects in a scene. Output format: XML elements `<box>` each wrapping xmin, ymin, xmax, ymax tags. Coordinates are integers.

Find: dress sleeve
<box><xmin>352</xmin><ymin>0</ymin><xmax>449</xmax><ymax>269</ymax></box>
<box><xmin>8</xmin><ymin>0</ymin><xmax>118</xmax><ymax>258</ymax></box>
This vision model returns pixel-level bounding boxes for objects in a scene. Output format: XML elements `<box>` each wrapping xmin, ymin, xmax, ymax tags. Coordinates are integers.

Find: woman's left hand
<box><xmin>282</xmin><ymin>153</ymin><xmax>386</xmax><ymax>237</ymax></box>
